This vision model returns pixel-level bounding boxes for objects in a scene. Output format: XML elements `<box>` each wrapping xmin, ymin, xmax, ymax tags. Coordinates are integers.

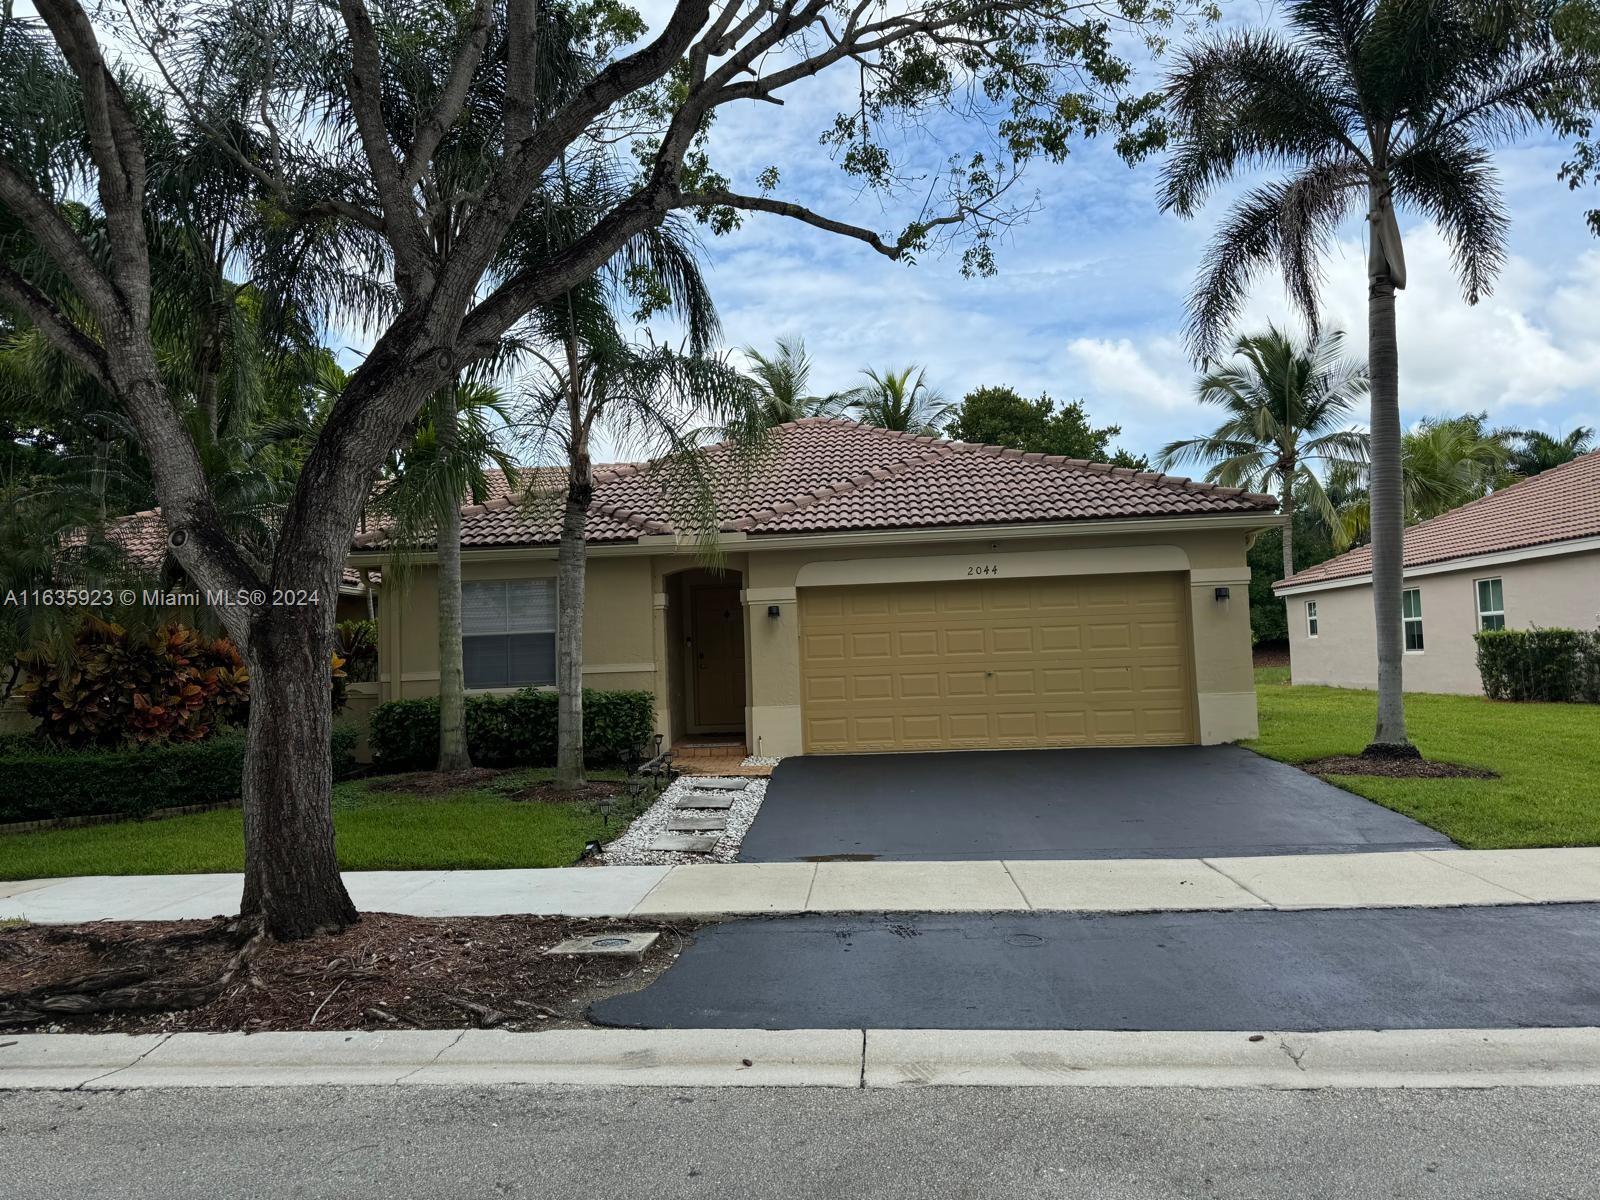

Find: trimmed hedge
<box><xmin>1475</xmin><ymin>628</ymin><xmax>1600</xmax><ymax>703</ymax></box>
<box><xmin>0</xmin><ymin>735</ymin><xmax>246</xmax><ymax>824</ymax></box>
<box><xmin>368</xmin><ymin>688</ymin><xmax>655</xmax><ymax>773</ymax></box>
<box><xmin>0</xmin><ymin>727</ymin><xmax>365</xmax><ymax>825</ymax></box>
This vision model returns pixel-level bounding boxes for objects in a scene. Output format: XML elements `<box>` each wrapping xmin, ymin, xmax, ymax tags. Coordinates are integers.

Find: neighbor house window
<box><xmin>1476</xmin><ymin>577</ymin><xmax>1505</xmax><ymax>631</ymax></box>
<box><xmin>462</xmin><ymin>580</ymin><xmax>556</xmax><ymax>689</ymax></box>
<box><xmin>1402</xmin><ymin>587</ymin><xmax>1425</xmax><ymax>652</ymax></box>
<box><xmin>1306</xmin><ymin>600</ymin><xmax>1319</xmax><ymax>637</ymax></box>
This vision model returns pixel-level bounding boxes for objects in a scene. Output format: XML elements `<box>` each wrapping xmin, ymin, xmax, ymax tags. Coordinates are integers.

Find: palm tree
<box><xmin>1158</xmin><ymin>1</ymin><xmax>1597</xmax><ymax>756</ymax></box>
<box><xmin>374</xmin><ymin>378</ymin><xmax>519</xmax><ymax>773</ymax></box>
<box><xmin>1507</xmin><ymin>427</ymin><xmax>1595</xmax><ymax>478</ymax></box>
<box><xmin>511</xmin><ymin>149</ymin><xmax>756</xmax><ymax>789</ymax></box>
<box><xmin>848</xmin><ymin>366</ymin><xmax>954</xmax><ymax>435</ymax></box>
<box><xmin>741</xmin><ymin>338</ymin><xmax>844</xmax><ymax>422</ymax></box>
<box><xmin>1158</xmin><ymin>326</ymin><xmax>1369</xmax><ymax>580</ymax></box>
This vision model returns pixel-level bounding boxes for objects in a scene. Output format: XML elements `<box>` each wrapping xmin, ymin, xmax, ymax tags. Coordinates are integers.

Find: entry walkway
<box><xmin>3</xmin><ymin>847</ymin><xmax>1598</xmax><ymax>923</ymax></box>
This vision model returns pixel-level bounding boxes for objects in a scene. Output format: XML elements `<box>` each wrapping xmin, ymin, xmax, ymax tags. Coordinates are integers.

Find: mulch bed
<box><xmin>1302</xmin><ymin>755</ymin><xmax>1498</xmax><ymax>780</ymax></box>
<box><xmin>365</xmin><ymin>769</ymin><xmax>506</xmax><ymax>795</ymax></box>
<box><xmin>0</xmin><ymin>914</ymin><xmax>692</xmax><ymax>1035</ymax></box>
<box><xmin>507</xmin><ymin>779</ymin><xmax>630</xmax><ymax>805</ymax></box>
<box><xmin>1252</xmin><ymin>642</ymin><xmax>1291</xmax><ymax>669</ymax></box>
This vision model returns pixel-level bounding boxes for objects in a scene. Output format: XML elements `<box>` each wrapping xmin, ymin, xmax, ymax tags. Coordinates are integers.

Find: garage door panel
<box><xmin>799</xmin><ymin>573</ymin><xmax>1196</xmax><ymax>752</ymax></box>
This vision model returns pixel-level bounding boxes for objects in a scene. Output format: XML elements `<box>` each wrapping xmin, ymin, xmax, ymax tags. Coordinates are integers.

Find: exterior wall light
<box><xmin>767</xmin><ymin>605</ymin><xmax>781</xmax><ymax>618</ymax></box>
<box><xmin>1214</xmin><ymin>587</ymin><xmax>1230</xmax><ymax>601</ymax></box>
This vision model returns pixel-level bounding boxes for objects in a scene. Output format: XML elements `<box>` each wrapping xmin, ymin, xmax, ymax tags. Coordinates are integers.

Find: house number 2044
<box><xmin>966</xmin><ymin>564</ymin><xmax>1000</xmax><ymax>576</ymax></box>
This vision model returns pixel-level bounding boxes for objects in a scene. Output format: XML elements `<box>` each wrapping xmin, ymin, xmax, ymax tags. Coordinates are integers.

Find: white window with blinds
<box><xmin>462</xmin><ymin>580</ymin><xmax>556</xmax><ymax>689</ymax></box>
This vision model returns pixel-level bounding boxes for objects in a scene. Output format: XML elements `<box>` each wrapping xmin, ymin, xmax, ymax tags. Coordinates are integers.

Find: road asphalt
<box><xmin>741</xmin><ymin>745</ymin><xmax>1451</xmax><ymax>861</ymax></box>
<box><xmin>591</xmin><ymin>904</ymin><xmax>1600</xmax><ymax>1029</ymax></box>
<box><xmin>4</xmin><ymin>1084</ymin><xmax>1599</xmax><ymax>1199</ymax></box>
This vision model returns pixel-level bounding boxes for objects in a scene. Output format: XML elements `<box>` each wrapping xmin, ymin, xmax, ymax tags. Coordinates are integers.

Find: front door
<box><xmin>690</xmin><ymin>584</ymin><xmax>746</xmax><ymax>732</ymax></box>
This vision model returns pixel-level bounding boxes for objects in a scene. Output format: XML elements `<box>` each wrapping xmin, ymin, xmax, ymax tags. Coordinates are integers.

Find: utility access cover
<box><xmin>546</xmin><ymin>932</ymin><xmax>660</xmax><ymax>959</ymax></box>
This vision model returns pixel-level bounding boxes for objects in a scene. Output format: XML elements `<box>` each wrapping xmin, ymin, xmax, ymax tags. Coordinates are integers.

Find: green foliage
<box><xmin>1475</xmin><ymin>629</ymin><xmax>1600</xmax><ymax>703</ymax></box>
<box><xmin>369</xmin><ymin>688</ymin><xmax>654</xmax><ymax>772</ymax></box>
<box><xmin>846</xmin><ymin>366</ymin><xmax>953</xmax><ymax>435</ymax></box>
<box><xmin>0</xmin><ymin>735</ymin><xmax>246</xmax><ymax>824</ymax></box>
<box><xmin>946</xmin><ymin>386</ymin><xmax>1145</xmax><ymax>466</ymax></box>
<box><xmin>1245</xmin><ymin>512</ymin><xmax>1335</xmax><ymax>643</ymax></box>
<box><xmin>331</xmin><ymin>725</ymin><xmax>361</xmax><ymax>781</ymax></box>
<box><xmin>336</xmin><ymin>619</ymin><xmax>379</xmax><ymax>684</ymax></box>
<box><xmin>17</xmin><ymin>617</ymin><xmax>250</xmax><ymax>748</ymax></box>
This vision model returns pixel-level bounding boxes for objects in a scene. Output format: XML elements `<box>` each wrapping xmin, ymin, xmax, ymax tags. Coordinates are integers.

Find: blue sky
<box><xmin>600</xmin><ymin>9</ymin><xmax>1600</xmax><ymax>467</ymax></box>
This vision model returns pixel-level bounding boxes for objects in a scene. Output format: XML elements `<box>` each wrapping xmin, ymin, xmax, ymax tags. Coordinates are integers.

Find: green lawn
<box><xmin>0</xmin><ymin>768</ymin><xmax>631</xmax><ymax>880</ymax></box>
<box><xmin>1247</xmin><ymin>668</ymin><xmax>1600</xmax><ymax>848</ymax></box>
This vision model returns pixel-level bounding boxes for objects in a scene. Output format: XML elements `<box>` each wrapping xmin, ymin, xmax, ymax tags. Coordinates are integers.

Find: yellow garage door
<box><xmin>799</xmin><ymin>573</ymin><xmax>1197</xmax><ymax>753</ymax></box>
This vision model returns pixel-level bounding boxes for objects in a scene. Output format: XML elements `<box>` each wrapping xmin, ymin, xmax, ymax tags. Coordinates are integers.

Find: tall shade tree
<box><xmin>848</xmin><ymin>366</ymin><xmax>954</xmax><ymax>435</ymax></box>
<box><xmin>1158</xmin><ymin>326</ymin><xmax>1369</xmax><ymax>580</ymax></box>
<box><xmin>2</xmin><ymin>0</ymin><xmax>1185</xmax><ymax>937</ymax></box>
<box><xmin>741</xmin><ymin>338</ymin><xmax>844</xmax><ymax>423</ymax></box>
<box><xmin>1157</xmin><ymin>0</ymin><xmax>1599</xmax><ymax>757</ymax></box>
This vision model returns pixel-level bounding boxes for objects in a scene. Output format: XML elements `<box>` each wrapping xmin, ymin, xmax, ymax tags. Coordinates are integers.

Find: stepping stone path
<box><xmin>668</xmin><ymin>815</ymin><xmax>728</xmax><ymax>832</ymax></box>
<box><xmin>674</xmin><ymin>793</ymin><xmax>735</xmax><ymax>810</ymax></box>
<box><xmin>652</xmin><ymin>778</ymin><xmax>748</xmax><ymax>853</ymax></box>
<box><xmin>647</xmin><ymin>833</ymin><xmax>722</xmax><ymax>853</ymax></box>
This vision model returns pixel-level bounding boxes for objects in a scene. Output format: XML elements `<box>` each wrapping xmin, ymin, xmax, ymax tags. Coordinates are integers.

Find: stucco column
<box><xmin>1188</xmin><ymin>568</ymin><xmax>1258</xmax><ymax>743</ymax></box>
<box><xmin>742</xmin><ymin>585</ymin><xmax>803</xmax><ymax>757</ymax></box>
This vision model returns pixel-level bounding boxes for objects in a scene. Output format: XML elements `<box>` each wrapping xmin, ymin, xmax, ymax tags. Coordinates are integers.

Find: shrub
<box><xmin>337</xmin><ymin>619</ymin><xmax>379</xmax><ymax>683</ymax></box>
<box><xmin>368</xmin><ymin>688</ymin><xmax>654</xmax><ymax>772</ymax></box>
<box><xmin>0</xmin><ymin>735</ymin><xmax>246</xmax><ymax>823</ymax></box>
<box><xmin>0</xmin><ymin>729</ymin><xmax>368</xmax><ymax>824</ymax></box>
<box><xmin>16</xmin><ymin>617</ymin><xmax>250</xmax><ymax>747</ymax></box>
<box><xmin>1475</xmin><ymin>627</ymin><xmax>1600</xmax><ymax>703</ymax></box>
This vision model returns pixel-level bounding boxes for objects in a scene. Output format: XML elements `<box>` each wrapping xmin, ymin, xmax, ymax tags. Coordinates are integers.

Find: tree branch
<box><xmin>0</xmin><ymin>265</ymin><xmax>110</xmax><ymax>383</ymax></box>
<box><xmin>336</xmin><ymin>0</ymin><xmax>434</xmax><ymax>292</ymax></box>
<box><xmin>0</xmin><ymin>158</ymin><xmax>120</xmax><ymax>318</ymax></box>
<box><xmin>406</xmin><ymin>0</ymin><xmax>495</xmax><ymax>188</ymax></box>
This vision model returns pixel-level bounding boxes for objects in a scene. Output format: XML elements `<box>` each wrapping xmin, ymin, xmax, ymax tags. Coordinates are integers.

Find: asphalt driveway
<box><xmin>590</xmin><ymin>904</ymin><xmax>1600</xmax><ymax>1030</ymax></box>
<box><xmin>737</xmin><ymin>745</ymin><xmax>1453</xmax><ymax>862</ymax></box>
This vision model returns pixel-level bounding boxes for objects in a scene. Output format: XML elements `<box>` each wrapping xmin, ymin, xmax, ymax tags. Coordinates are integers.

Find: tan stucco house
<box><xmin>1274</xmin><ymin>450</ymin><xmax>1600</xmax><ymax>695</ymax></box>
<box><xmin>349</xmin><ymin>418</ymin><xmax>1281</xmax><ymax>756</ymax></box>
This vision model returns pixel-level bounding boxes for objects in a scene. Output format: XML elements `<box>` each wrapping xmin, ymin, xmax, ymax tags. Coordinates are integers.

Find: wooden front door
<box><xmin>690</xmin><ymin>584</ymin><xmax>746</xmax><ymax>732</ymax></box>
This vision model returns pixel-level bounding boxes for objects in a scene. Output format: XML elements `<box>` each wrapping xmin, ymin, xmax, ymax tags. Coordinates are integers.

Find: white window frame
<box><xmin>1402</xmin><ymin>587</ymin><xmax>1425</xmax><ymax>653</ymax></box>
<box><xmin>1475</xmin><ymin>577</ymin><xmax>1505</xmax><ymax>632</ymax></box>
<box><xmin>461</xmin><ymin>578</ymin><xmax>558</xmax><ymax>691</ymax></box>
<box><xmin>1305</xmin><ymin>599</ymin><xmax>1319</xmax><ymax>638</ymax></box>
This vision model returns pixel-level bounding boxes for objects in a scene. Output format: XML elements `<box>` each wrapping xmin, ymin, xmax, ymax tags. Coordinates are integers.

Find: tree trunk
<box><xmin>555</xmin><ymin>469</ymin><xmax>591</xmax><ymax>790</ymax></box>
<box><xmin>1279</xmin><ymin>477</ymin><xmax>1295</xmax><ymax>581</ymax></box>
<box><xmin>1365</xmin><ymin>271</ymin><xmax>1414</xmax><ymax>756</ymax></box>
<box><xmin>239</xmin><ymin>603</ymin><xmax>358</xmax><ymax>940</ymax></box>
<box><xmin>435</xmin><ymin>404</ymin><xmax>473</xmax><ymax>774</ymax></box>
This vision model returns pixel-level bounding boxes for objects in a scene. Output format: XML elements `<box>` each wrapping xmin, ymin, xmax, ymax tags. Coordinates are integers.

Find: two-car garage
<box><xmin>797</xmin><ymin>572</ymin><xmax>1199</xmax><ymax>753</ymax></box>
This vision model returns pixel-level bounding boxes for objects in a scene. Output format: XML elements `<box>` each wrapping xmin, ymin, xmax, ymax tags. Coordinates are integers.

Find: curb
<box><xmin>4</xmin><ymin>1027</ymin><xmax>1599</xmax><ymax>1091</ymax></box>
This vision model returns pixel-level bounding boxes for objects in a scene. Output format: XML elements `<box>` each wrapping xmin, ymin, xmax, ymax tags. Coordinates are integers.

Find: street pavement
<box><xmin>4</xmin><ymin>1083</ymin><xmax>1599</xmax><ymax>1199</ymax></box>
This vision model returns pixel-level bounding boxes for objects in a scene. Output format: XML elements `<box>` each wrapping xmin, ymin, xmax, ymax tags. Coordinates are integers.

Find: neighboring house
<box><xmin>1274</xmin><ymin>450</ymin><xmax>1600</xmax><ymax>694</ymax></box>
<box><xmin>348</xmin><ymin>418</ymin><xmax>1280</xmax><ymax>755</ymax></box>
<box><xmin>98</xmin><ymin>509</ymin><xmax>378</xmax><ymax>624</ymax></box>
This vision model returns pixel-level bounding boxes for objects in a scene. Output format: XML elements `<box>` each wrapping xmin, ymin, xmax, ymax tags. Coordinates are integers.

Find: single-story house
<box><xmin>1274</xmin><ymin>450</ymin><xmax>1600</xmax><ymax>694</ymax></box>
<box><xmin>349</xmin><ymin>418</ymin><xmax>1280</xmax><ymax>756</ymax></box>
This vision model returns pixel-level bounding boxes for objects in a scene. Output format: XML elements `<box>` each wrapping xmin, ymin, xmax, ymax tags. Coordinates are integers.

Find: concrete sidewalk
<box><xmin>6</xmin><ymin>1026</ymin><xmax>1600</xmax><ymax>1090</ymax></box>
<box><xmin>3</xmin><ymin>847</ymin><xmax>1599</xmax><ymax>922</ymax></box>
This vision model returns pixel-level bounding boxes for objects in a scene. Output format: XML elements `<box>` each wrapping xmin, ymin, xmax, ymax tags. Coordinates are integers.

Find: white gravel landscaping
<box><xmin>741</xmin><ymin>756</ymin><xmax>783</xmax><ymax>768</ymax></box>
<box><xmin>598</xmin><ymin>775</ymin><xmax>768</xmax><ymax>866</ymax></box>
